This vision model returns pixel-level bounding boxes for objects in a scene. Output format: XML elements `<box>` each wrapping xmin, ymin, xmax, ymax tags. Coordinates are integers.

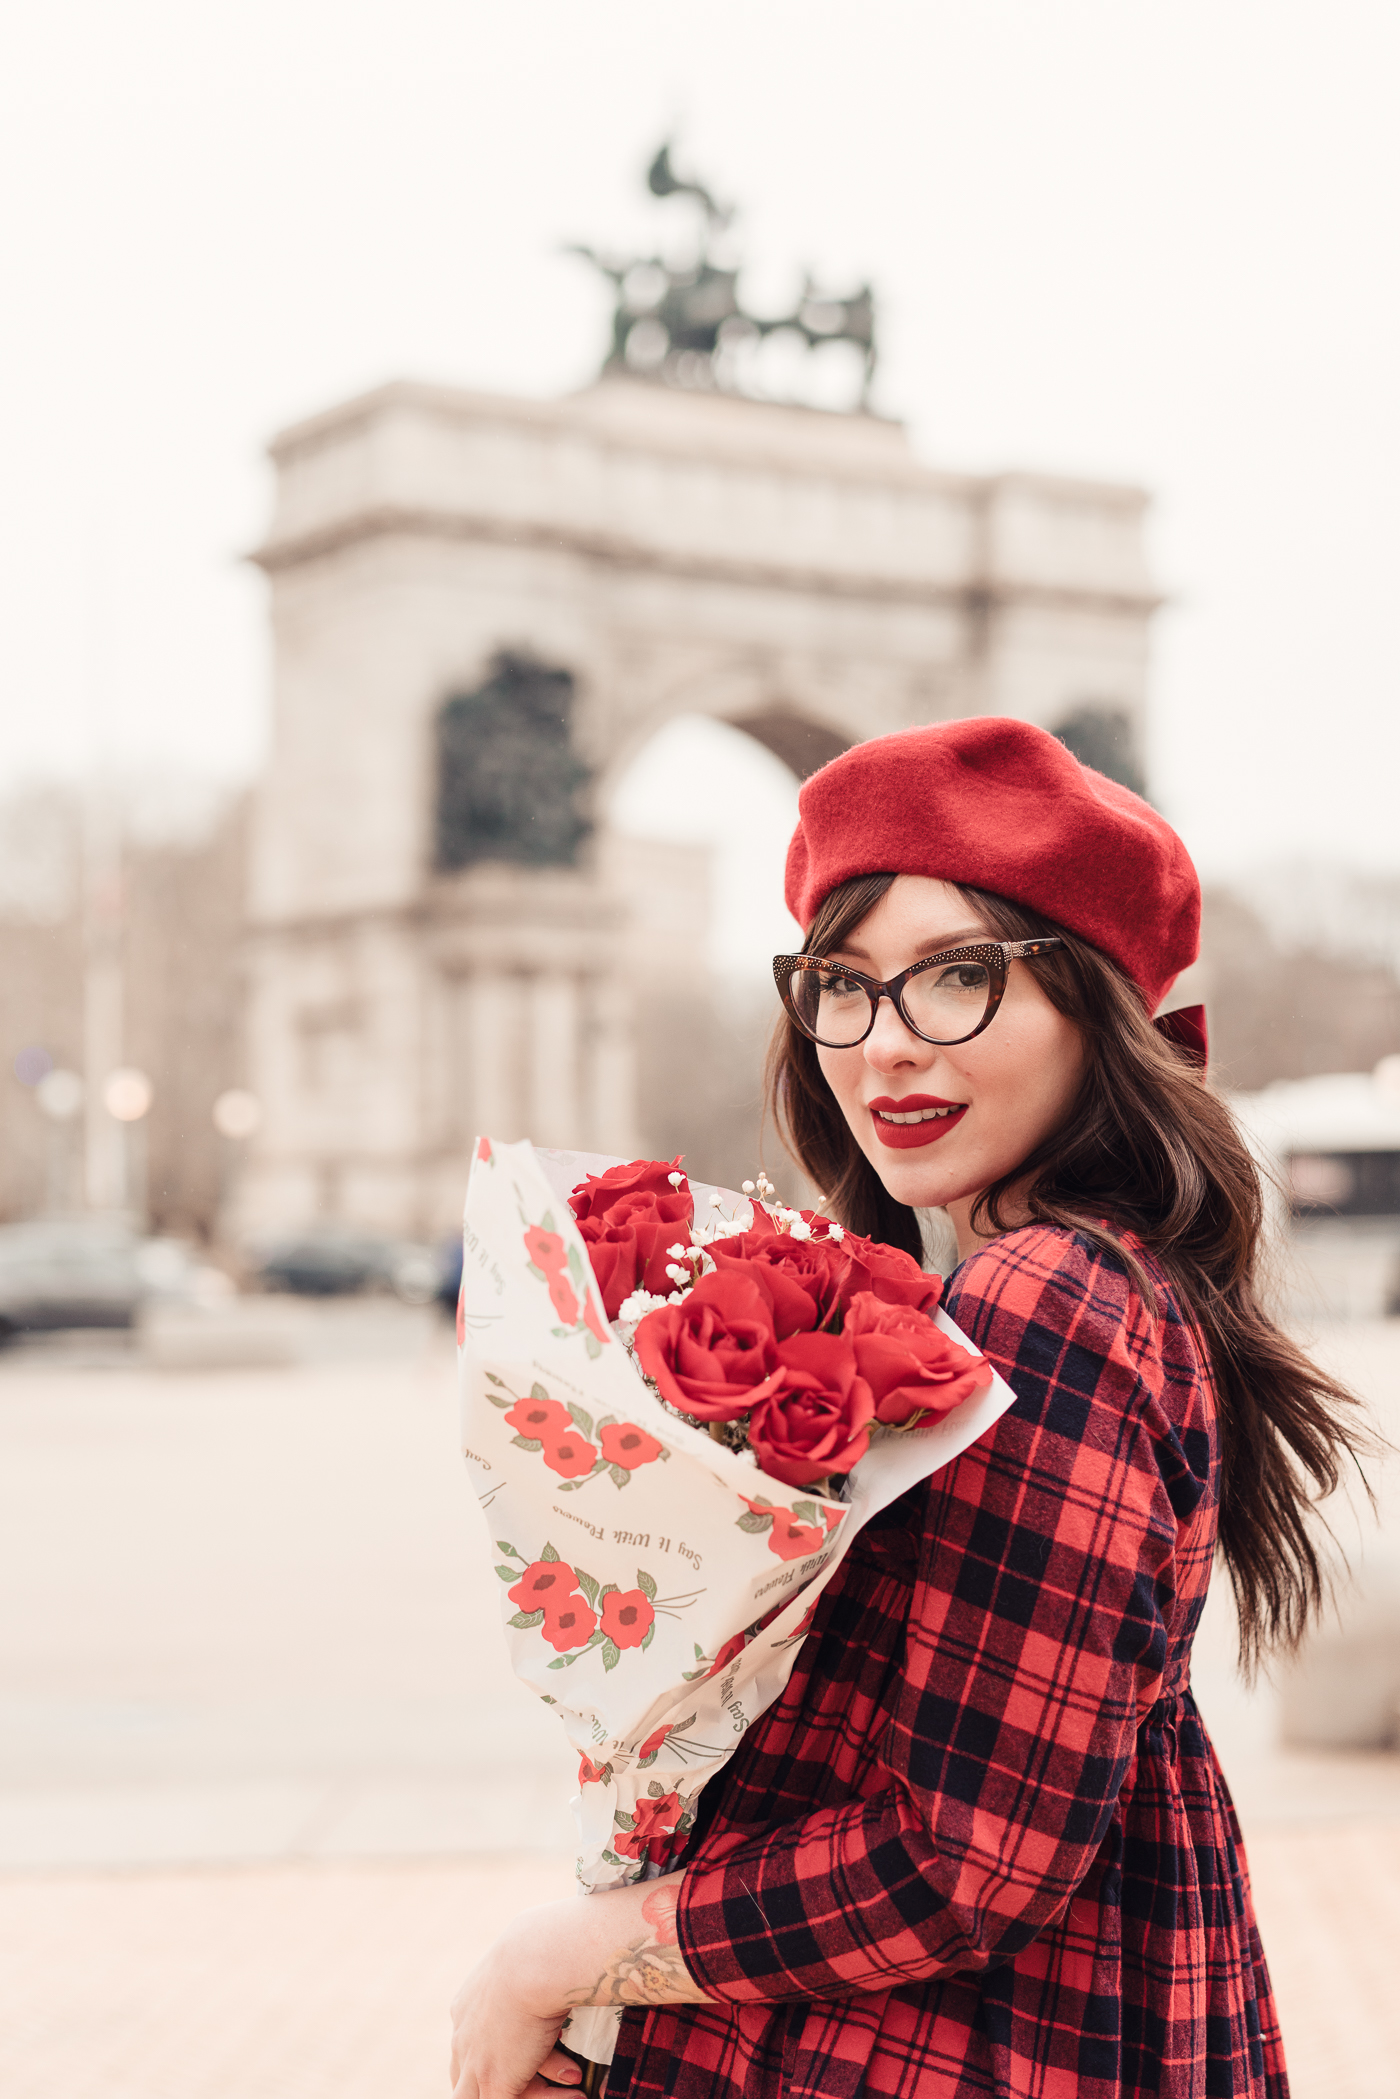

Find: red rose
<box><xmin>541</xmin><ymin>1431</ymin><xmax>598</xmax><ymax>1480</ymax></box>
<box><xmin>524</xmin><ymin>1224</ymin><xmax>567</xmax><ymax>1273</ymax></box>
<box><xmin>704</xmin><ymin>1630</ymin><xmax>750</xmax><ymax>1679</ymax></box>
<box><xmin>746</xmin><ymin>1331</ymin><xmax>874</xmax><ymax>1487</ymax></box>
<box><xmin>613</xmin><ymin>1789</ymin><xmax>682</xmax><ymax>1865</ymax></box>
<box><xmin>508</xmin><ymin>1558</ymin><xmax>578</xmax><ymax>1612</ymax></box>
<box><xmin>600</xmin><ymin>1422</ymin><xmax>664</xmax><ymax>1470</ymax></box>
<box><xmin>577</xmin><ymin>1190</ymin><xmax>696</xmax><ymax>1319</ymax></box>
<box><xmin>600</xmin><ymin>1587</ymin><xmax>654</xmax><ymax>1649</ymax></box>
<box><xmin>569</xmin><ymin>1156</ymin><xmax>691</xmax><ymax>1226</ymax></box>
<box><xmin>541</xmin><ymin>1594</ymin><xmax>598</xmax><ymax>1651</ymax></box>
<box><xmin>835</xmin><ymin>1230</ymin><xmax>942</xmax><ymax>1313</ymax></box>
<box><xmin>843</xmin><ymin>1292</ymin><xmax>991</xmax><ymax>1425</ymax></box>
<box><xmin>583</xmin><ymin>1295</ymin><xmax>609</xmax><ymax>1347</ymax></box>
<box><xmin>634</xmin><ymin>1271</ymin><xmax>784</xmax><ymax>1422</ymax></box>
<box><xmin>476</xmin><ymin>1137</ymin><xmax>492</xmax><ymax>1162</ymax></box>
<box><xmin>705</xmin><ymin>1223</ymin><xmax>848</xmax><ymax>1335</ymax></box>
<box><xmin>579</xmin><ymin>1755</ymin><xmax>610</xmax><ymax>1785</ymax></box>
<box><xmin>505</xmin><ymin>1395</ymin><xmax>573</xmax><ymax>1441</ymax></box>
<box><xmin>636</xmin><ymin>1724</ymin><xmax>670</xmax><ymax>1762</ymax></box>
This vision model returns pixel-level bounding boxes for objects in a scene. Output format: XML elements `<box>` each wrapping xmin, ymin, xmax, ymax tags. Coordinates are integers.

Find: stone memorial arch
<box><xmin>236</xmin><ymin>374</ymin><xmax>1156</xmax><ymax>1237</ymax></box>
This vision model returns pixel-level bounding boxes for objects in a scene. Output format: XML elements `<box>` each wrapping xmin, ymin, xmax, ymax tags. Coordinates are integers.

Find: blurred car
<box><xmin>0</xmin><ymin>1223</ymin><xmax>226</xmax><ymax>1341</ymax></box>
<box><xmin>436</xmin><ymin>1234</ymin><xmax>464</xmax><ymax>1317</ymax></box>
<box><xmin>0</xmin><ymin>1220</ymin><xmax>145</xmax><ymax>1337</ymax></box>
<box><xmin>252</xmin><ymin>1227</ymin><xmax>446</xmax><ymax>1304</ymax></box>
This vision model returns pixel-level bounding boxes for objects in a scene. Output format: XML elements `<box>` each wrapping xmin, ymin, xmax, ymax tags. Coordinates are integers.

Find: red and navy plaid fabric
<box><xmin>607</xmin><ymin>1225</ymin><xmax>1287</xmax><ymax>2099</ymax></box>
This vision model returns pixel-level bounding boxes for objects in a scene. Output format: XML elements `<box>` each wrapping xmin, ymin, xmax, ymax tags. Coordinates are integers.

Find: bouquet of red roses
<box><xmin>569</xmin><ymin>1155</ymin><xmax>992</xmax><ymax>1490</ymax></box>
<box><xmin>457</xmin><ymin>1138</ymin><xmax>1015</xmax><ymax>2071</ymax></box>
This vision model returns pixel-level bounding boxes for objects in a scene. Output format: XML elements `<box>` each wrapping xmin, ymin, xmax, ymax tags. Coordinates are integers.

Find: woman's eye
<box><xmin>818</xmin><ymin>973</ymin><xmax>862</xmax><ymax>997</ymax></box>
<box><xmin>933</xmin><ymin>965</ymin><xmax>989</xmax><ymax>992</ymax></box>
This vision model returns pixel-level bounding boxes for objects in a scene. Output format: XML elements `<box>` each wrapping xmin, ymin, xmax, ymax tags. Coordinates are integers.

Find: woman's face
<box><xmin>813</xmin><ymin>876</ymin><xmax>1087</xmax><ymax>1247</ymax></box>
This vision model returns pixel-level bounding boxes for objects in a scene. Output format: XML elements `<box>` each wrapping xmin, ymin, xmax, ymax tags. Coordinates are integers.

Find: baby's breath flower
<box><xmin>826</xmin><ymin>1222</ymin><xmax>845</xmax><ymax>1242</ymax></box>
<box><xmin>667</xmin><ymin>1171</ymin><xmax>685</xmax><ymax>1188</ymax></box>
<box><xmin>741</xmin><ymin>1180</ymin><xmax>755</xmax><ymax>1195</ymax></box>
<box><xmin>787</xmin><ymin>1219</ymin><xmax>813</xmax><ymax>1241</ymax></box>
<box><xmin>666</xmin><ymin>1242</ymin><xmax>688</xmax><ymax>1259</ymax></box>
<box><xmin>616</xmin><ymin>1287</ymin><xmax>667</xmax><ymax>1324</ymax></box>
<box><xmin>665</xmin><ymin>1262</ymin><xmax>690</xmax><ymax>1285</ymax></box>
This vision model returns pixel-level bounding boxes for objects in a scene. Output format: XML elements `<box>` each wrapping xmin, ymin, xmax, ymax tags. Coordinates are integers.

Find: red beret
<box><xmin>784</xmin><ymin>716</ymin><xmax>1200</xmax><ymax>1015</ymax></box>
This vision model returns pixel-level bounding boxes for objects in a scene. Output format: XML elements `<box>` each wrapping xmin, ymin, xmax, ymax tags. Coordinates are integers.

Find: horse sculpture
<box><xmin>567</xmin><ymin>144</ymin><xmax>878</xmax><ymax>407</ymax></box>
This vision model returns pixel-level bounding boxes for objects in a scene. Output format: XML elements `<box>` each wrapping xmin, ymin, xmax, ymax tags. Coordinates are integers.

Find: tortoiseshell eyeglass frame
<box><xmin>772</xmin><ymin>938</ymin><xmax>1065</xmax><ymax>1049</ymax></box>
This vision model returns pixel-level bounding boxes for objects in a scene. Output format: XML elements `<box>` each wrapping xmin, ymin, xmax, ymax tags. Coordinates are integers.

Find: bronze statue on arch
<box><xmin>567</xmin><ymin>141</ymin><xmax>878</xmax><ymax>408</ymax></box>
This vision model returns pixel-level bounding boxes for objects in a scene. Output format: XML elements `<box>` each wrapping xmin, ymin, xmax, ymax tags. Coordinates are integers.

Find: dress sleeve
<box><xmin>674</xmin><ymin>1226</ymin><xmax>1181</xmax><ymax>2003</ymax></box>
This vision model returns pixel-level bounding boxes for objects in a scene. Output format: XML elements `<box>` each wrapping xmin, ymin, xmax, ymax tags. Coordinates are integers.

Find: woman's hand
<box><xmin>449</xmin><ymin>1874</ymin><xmax>709</xmax><ymax>2097</ymax></box>
<box><xmin>448</xmin><ymin>1933</ymin><xmax>579</xmax><ymax>2099</ymax></box>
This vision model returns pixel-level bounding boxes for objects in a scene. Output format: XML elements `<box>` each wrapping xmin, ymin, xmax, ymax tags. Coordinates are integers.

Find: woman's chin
<box><xmin>866</xmin><ymin>1149</ymin><xmax>967</xmax><ymax>1213</ymax></box>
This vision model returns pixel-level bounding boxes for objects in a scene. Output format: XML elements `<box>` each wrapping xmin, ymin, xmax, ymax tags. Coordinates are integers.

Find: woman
<box><xmin>452</xmin><ymin>718</ymin><xmax>1366</xmax><ymax>2099</ymax></box>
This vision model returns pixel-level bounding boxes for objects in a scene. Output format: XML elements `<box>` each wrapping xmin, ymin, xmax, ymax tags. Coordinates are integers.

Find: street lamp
<box><xmin>36</xmin><ymin>1068</ymin><xmax>85</xmax><ymax>1122</ymax></box>
<box><xmin>212</xmin><ymin>1089</ymin><xmax>262</xmax><ymax>1140</ymax></box>
<box><xmin>104</xmin><ymin>1068</ymin><xmax>154</xmax><ymax>1123</ymax></box>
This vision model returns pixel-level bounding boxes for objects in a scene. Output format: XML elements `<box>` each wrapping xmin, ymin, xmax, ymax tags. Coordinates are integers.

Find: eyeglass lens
<box><xmin>789</xmin><ymin>957</ymin><xmax>994</xmax><ymax>1047</ymax></box>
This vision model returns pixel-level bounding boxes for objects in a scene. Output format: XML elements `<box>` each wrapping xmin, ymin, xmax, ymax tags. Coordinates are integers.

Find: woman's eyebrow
<box><xmin>829</xmin><ymin>925</ymin><xmax>990</xmax><ymax>965</ymax></box>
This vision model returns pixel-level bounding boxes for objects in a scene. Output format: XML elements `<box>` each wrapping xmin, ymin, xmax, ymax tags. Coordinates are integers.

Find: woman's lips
<box><xmin>866</xmin><ymin>1095</ymin><xmax>969</xmax><ymax>1151</ymax></box>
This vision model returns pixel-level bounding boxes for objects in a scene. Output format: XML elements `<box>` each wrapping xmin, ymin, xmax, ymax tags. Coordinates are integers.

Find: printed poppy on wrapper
<box><xmin>764</xmin><ymin>1506</ymin><xmax>831</xmax><ymax>1561</ymax></box>
<box><xmin>613</xmin><ymin>1789</ymin><xmax>683</xmax><ymax>1865</ymax></box>
<box><xmin>524</xmin><ymin>1224</ymin><xmax>568</xmax><ymax>1274</ymax></box>
<box><xmin>505</xmin><ymin>1395</ymin><xmax>573</xmax><ymax>1442</ymax></box>
<box><xmin>843</xmin><ymin>1291</ymin><xmax>992</xmax><ymax>1425</ymax></box>
<box><xmin>746</xmin><ymin>1331</ymin><xmax>875</xmax><ymax>1487</ymax></box>
<box><xmin>541</xmin><ymin>1594</ymin><xmax>599</xmax><ymax>1651</ymax></box>
<box><xmin>508</xmin><ymin>1559</ymin><xmax>579</xmax><ymax>1613</ymax></box>
<box><xmin>704</xmin><ymin>1630</ymin><xmax>750</xmax><ymax>1679</ymax></box>
<box><xmin>546</xmin><ymin>1270</ymin><xmax>580</xmax><ymax>1327</ymax></box>
<box><xmin>600</xmin><ymin>1587</ymin><xmax>654</xmax><ymax>1649</ymax></box>
<box><xmin>541</xmin><ymin>1432</ymin><xmax>599</xmax><ymax>1480</ymax></box>
<box><xmin>633</xmin><ymin>1270</ymin><xmax>786</xmax><ymax>1422</ymax></box>
<box><xmin>599</xmin><ymin>1421</ymin><xmax>663</xmax><ymax>1470</ymax></box>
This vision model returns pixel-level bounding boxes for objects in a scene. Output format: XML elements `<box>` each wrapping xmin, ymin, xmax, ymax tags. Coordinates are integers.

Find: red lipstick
<box><xmin>866</xmin><ymin>1093</ymin><xmax>969</xmax><ymax>1150</ymax></box>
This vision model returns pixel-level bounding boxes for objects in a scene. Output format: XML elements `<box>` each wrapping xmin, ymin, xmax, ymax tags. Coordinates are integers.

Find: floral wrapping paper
<box><xmin>457</xmin><ymin>1137</ymin><xmax>1019</xmax><ymax>2065</ymax></box>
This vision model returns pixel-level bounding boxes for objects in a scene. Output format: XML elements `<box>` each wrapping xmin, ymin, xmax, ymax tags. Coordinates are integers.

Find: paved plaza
<box><xmin>3</xmin><ymin>1312</ymin><xmax>1400</xmax><ymax>2096</ymax></box>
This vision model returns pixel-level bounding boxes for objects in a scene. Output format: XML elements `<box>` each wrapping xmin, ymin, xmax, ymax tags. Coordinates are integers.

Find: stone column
<box><xmin>585</xmin><ymin>972</ymin><xmax>642</xmax><ymax>1157</ymax></box>
<box><xmin>466</xmin><ymin>971</ymin><xmax>525</xmax><ymax>1147</ymax></box>
<box><xmin>527</xmin><ymin>973</ymin><xmax>581</xmax><ymax>1149</ymax></box>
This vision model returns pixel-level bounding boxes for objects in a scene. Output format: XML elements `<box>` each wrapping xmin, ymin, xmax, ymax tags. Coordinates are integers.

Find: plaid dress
<box><xmin>607</xmin><ymin>1225</ymin><xmax>1288</xmax><ymax>2099</ymax></box>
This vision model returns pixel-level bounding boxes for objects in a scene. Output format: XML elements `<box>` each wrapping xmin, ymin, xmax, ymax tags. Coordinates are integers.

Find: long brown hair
<box><xmin>768</xmin><ymin>871</ymin><xmax>1373</xmax><ymax>1671</ymax></box>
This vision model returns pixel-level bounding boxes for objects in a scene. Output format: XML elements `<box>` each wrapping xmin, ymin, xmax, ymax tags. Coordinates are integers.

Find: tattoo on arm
<box><xmin>640</xmin><ymin>1885</ymin><xmax>679</xmax><ymax>1944</ymax></box>
<box><xmin>565</xmin><ymin>1881</ymin><xmax>710</xmax><ymax>2009</ymax></box>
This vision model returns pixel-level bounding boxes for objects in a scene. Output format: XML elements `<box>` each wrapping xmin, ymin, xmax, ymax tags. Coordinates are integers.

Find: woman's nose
<box><xmin>862</xmin><ymin>995</ymin><xmax>930</xmax><ymax>1071</ymax></box>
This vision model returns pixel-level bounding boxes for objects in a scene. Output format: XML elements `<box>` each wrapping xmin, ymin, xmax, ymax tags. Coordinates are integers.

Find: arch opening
<box><xmin>727</xmin><ymin>707</ymin><xmax>851</xmax><ymax>781</ymax></box>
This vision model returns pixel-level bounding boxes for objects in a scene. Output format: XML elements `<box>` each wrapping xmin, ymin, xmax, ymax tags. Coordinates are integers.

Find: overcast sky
<box><xmin>2</xmin><ymin>0</ymin><xmax>1397</xmax><ymax>950</ymax></box>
